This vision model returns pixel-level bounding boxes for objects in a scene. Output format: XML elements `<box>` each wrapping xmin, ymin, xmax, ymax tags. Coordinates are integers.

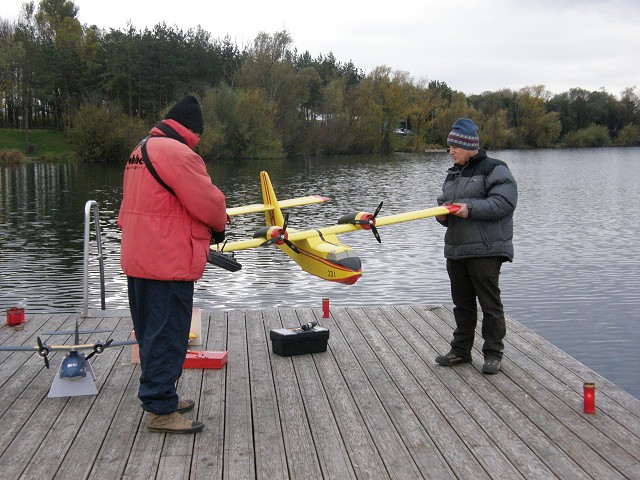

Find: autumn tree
<box><xmin>512</xmin><ymin>86</ymin><xmax>561</xmax><ymax>148</ymax></box>
<box><xmin>404</xmin><ymin>80</ymin><xmax>447</xmax><ymax>151</ymax></box>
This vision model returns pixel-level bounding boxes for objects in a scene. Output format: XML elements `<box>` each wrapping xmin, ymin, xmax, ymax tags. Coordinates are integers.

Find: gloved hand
<box><xmin>211</xmin><ymin>230</ymin><xmax>225</xmax><ymax>244</ymax></box>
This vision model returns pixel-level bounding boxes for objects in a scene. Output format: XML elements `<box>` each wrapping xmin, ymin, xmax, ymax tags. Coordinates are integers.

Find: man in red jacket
<box><xmin>118</xmin><ymin>95</ymin><xmax>227</xmax><ymax>434</ymax></box>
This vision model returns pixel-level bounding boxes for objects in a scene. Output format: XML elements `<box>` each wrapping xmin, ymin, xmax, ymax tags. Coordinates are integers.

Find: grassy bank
<box><xmin>0</xmin><ymin>128</ymin><xmax>76</xmax><ymax>163</ymax></box>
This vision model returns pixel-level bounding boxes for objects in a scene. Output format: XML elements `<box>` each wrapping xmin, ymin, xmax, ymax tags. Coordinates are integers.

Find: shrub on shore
<box><xmin>0</xmin><ymin>149</ymin><xmax>28</xmax><ymax>165</ymax></box>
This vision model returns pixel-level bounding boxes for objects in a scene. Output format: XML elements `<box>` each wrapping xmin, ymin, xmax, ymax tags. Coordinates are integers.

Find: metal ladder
<box><xmin>82</xmin><ymin>200</ymin><xmax>106</xmax><ymax>317</ymax></box>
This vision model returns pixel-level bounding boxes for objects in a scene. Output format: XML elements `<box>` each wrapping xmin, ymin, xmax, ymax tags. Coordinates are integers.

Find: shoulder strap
<box><xmin>140</xmin><ymin>136</ymin><xmax>176</xmax><ymax>196</ymax></box>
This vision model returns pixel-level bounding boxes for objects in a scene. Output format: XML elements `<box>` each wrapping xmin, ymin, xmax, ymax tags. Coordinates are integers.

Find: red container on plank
<box><xmin>583</xmin><ymin>382</ymin><xmax>596</xmax><ymax>414</ymax></box>
<box><xmin>183</xmin><ymin>350</ymin><xmax>228</xmax><ymax>369</ymax></box>
<box><xmin>322</xmin><ymin>297</ymin><xmax>330</xmax><ymax>318</ymax></box>
<box><xmin>6</xmin><ymin>307</ymin><xmax>25</xmax><ymax>327</ymax></box>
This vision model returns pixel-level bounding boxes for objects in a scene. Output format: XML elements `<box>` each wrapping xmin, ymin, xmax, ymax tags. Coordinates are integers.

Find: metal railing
<box><xmin>82</xmin><ymin>200</ymin><xmax>106</xmax><ymax>317</ymax></box>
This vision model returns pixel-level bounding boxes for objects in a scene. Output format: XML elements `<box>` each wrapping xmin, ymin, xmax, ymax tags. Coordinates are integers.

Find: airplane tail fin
<box><xmin>260</xmin><ymin>171</ymin><xmax>285</xmax><ymax>226</ymax></box>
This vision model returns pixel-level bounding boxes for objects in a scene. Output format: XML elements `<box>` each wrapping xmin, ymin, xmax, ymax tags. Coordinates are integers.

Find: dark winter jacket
<box><xmin>437</xmin><ymin>150</ymin><xmax>517</xmax><ymax>261</ymax></box>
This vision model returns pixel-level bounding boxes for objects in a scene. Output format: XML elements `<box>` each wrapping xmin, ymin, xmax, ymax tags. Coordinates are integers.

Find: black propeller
<box><xmin>260</xmin><ymin>213</ymin><xmax>300</xmax><ymax>254</ymax></box>
<box><xmin>36</xmin><ymin>336</ymin><xmax>50</xmax><ymax>369</ymax></box>
<box><xmin>85</xmin><ymin>338</ymin><xmax>114</xmax><ymax>361</ymax></box>
<box><xmin>338</xmin><ymin>201</ymin><xmax>383</xmax><ymax>243</ymax></box>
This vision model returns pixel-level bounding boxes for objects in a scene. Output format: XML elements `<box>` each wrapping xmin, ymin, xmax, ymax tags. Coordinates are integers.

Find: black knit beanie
<box><xmin>164</xmin><ymin>95</ymin><xmax>204</xmax><ymax>134</ymax></box>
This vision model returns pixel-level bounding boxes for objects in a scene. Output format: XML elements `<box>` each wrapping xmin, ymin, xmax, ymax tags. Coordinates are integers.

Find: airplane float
<box><xmin>208</xmin><ymin>171</ymin><xmax>460</xmax><ymax>285</ymax></box>
<box><xmin>0</xmin><ymin>320</ymin><xmax>135</xmax><ymax>397</ymax></box>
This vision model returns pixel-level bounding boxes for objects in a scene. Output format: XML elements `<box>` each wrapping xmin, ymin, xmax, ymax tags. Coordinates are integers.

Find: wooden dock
<box><xmin>1</xmin><ymin>305</ymin><xmax>639</xmax><ymax>479</ymax></box>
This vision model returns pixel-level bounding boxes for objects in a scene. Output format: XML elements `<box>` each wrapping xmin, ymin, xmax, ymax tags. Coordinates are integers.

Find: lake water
<box><xmin>1</xmin><ymin>148</ymin><xmax>639</xmax><ymax>399</ymax></box>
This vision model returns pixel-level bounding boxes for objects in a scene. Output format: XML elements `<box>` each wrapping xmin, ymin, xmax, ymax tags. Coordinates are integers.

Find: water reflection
<box><xmin>1</xmin><ymin>148</ymin><xmax>639</xmax><ymax>399</ymax></box>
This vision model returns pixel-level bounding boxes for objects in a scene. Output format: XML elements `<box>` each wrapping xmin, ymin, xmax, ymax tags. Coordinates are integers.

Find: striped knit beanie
<box><xmin>447</xmin><ymin>118</ymin><xmax>479</xmax><ymax>150</ymax></box>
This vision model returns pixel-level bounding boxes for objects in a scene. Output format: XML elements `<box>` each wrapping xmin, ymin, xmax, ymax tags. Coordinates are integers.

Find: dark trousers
<box><xmin>446</xmin><ymin>257</ymin><xmax>506</xmax><ymax>359</ymax></box>
<box><xmin>128</xmin><ymin>277</ymin><xmax>193</xmax><ymax>414</ymax></box>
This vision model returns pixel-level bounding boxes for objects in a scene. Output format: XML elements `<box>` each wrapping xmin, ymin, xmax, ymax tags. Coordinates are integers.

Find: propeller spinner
<box><xmin>36</xmin><ymin>337</ymin><xmax>51</xmax><ymax>369</ymax></box>
<box><xmin>85</xmin><ymin>338</ymin><xmax>114</xmax><ymax>361</ymax></box>
<box><xmin>256</xmin><ymin>213</ymin><xmax>300</xmax><ymax>254</ymax></box>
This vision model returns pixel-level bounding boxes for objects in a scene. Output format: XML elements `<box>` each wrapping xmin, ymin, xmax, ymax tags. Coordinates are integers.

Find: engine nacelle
<box><xmin>337</xmin><ymin>211</ymin><xmax>376</xmax><ymax>230</ymax></box>
<box><xmin>254</xmin><ymin>225</ymin><xmax>288</xmax><ymax>245</ymax></box>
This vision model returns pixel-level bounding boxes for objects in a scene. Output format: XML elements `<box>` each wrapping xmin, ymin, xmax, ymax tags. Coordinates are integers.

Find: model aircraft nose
<box><xmin>333</xmin><ymin>257</ymin><xmax>362</xmax><ymax>285</ymax></box>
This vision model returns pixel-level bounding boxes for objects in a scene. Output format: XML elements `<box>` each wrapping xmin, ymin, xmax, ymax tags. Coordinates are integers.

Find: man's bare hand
<box><xmin>452</xmin><ymin>203</ymin><xmax>469</xmax><ymax>218</ymax></box>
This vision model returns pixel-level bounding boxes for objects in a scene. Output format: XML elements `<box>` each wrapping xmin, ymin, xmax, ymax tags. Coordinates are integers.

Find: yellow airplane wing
<box><xmin>374</xmin><ymin>205</ymin><xmax>456</xmax><ymax>226</ymax></box>
<box><xmin>287</xmin><ymin>204</ymin><xmax>457</xmax><ymax>237</ymax></box>
<box><xmin>227</xmin><ymin>195</ymin><xmax>329</xmax><ymax>217</ymax></box>
<box><xmin>217</xmin><ymin>204</ymin><xmax>457</xmax><ymax>252</ymax></box>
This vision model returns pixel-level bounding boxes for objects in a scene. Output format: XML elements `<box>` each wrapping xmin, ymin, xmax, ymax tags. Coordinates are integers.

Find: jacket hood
<box><xmin>150</xmin><ymin>119</ymin><xmax>201</xmax><ymax>150</ymax></box>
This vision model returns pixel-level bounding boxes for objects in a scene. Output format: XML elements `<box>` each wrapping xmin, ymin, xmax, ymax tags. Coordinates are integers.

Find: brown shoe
<box><xmin>176</xmin><ymin>398</ymin><xmax>195</xmax><ymax>413</ymax></box>
<box><xmin>147</xmin><ymin>411</ymin><xmax>204</xmax><ymax>434</ymax></box>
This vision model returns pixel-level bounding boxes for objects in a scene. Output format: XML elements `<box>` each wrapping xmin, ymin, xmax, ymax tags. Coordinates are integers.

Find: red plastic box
<box><xmin>183</xmin><ymin>350</ymin><xmax>228</xmax><ymax>369</ymax></box>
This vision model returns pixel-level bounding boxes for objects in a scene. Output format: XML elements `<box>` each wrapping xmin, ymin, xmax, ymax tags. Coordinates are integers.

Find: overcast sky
<box><xmin>5</xmin><ymin>0</ymin><xmax>639</xmax><ymax>97</ymax></box>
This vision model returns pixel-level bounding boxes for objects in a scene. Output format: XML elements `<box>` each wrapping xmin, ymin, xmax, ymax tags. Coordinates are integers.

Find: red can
<box><xmin>6</xmin><ymin>307</ymin><xmax>25</xmax><ymax>327</ymax></box>
<box><xmin>322</xmin><ymin>297</ymin><xmax>330</xmax><ymax>318</ymax></box>
<box><xmin>583</xmin><ymin>382</ymin><xmax>596</xmax><ymax>414</ymax></box>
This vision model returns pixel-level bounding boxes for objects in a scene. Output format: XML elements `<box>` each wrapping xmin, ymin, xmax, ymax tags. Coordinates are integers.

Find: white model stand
<box><xmin>48</xmin><ymin>361</ymin><xmax>98</xmax><ymax>398</ymax></box>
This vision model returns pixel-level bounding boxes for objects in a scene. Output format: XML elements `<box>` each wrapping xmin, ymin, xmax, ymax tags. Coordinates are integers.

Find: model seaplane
<box><xmin>208</xmin><ymin>171</ymin><xmax>460</xmax><ymax>285</ymax></box>
<box><xmin>0</xmin><ymin>320</ymin><xmax>135</xmax><ymax>397</ymax></box>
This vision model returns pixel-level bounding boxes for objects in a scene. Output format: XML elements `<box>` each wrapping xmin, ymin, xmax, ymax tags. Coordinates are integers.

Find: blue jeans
<box><xmin>128</xmin><ymin>277</ymin><xmax>193</xmax><ymax>414</ymax></box>
<box><xmin>446</xmin><ymin>257</ymin><xmax>506</xmax><ymax>359</ymax></box>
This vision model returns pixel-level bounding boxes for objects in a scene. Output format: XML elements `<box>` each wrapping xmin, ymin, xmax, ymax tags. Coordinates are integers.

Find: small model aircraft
<box><xmin>209</xmin><ymin>171</ymin><xmax>460</xmax><ymax>284</ymax></box>
<box><xmin>0</xmin><ymin>320</ymin><xmax>136</xmax><ymax>397</ymax></box>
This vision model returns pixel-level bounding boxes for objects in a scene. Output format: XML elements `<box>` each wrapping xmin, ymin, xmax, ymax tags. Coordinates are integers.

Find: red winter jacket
<box><xmin>118</xmin><ymin>119</ymin><xmax>227</xmax><ymax>281</ymax></box>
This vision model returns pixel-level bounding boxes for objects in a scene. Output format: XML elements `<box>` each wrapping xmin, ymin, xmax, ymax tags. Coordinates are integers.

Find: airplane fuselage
<box><xmin>285</xmin><ymin>232</ymin><xmax>362</xmax><ymax>285</ymax></box>
<box><xmin>60</xmin><ymin>350</ymin><xmax>88</xmax><ymax>379</ymax></box>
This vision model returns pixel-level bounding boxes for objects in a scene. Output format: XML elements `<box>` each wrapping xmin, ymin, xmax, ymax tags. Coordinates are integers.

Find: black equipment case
<box><xmin>269</xmin><ymin>326</ymin><xmax>330</xmax><ymax>357</ymax></box>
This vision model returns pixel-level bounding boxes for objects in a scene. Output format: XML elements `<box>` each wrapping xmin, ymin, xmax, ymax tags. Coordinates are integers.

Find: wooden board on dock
<box><xmin>0</xmin><ymin>305</ymin><xmax>639</xmax><ymax>479</ymax></box>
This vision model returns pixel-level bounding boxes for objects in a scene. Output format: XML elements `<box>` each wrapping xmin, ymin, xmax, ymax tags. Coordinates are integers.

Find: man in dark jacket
<box><xmin>434</xmin><ymin>118</ymin><xmax>517</xmax><ymax>374</ymax></box>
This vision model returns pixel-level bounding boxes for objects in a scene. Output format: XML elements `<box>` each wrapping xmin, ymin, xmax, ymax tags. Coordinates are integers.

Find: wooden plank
<box><xmin>28</xmin><ymin>315</ymin><xmax>137</xmax><ymax>479</ymax></box>
<box><xmin>505</xmin><ymin>314</ymin><xmax>640</xmax><ymax>414</ymax></box>
<box><xmin>111</xmin><ymin>313</ymin><xmax>162</xmax><ymax>479</ymax></box>
<box><xmin>0</xmin><ymin>314</ymin><xmax>84</xmax><ymax>478</ymax></box>
<box><xmin>245</xmin><ymin>308</ymin><xmax>289</xmax><ymax>480</ymax></box>
<box><xmin>338</xmin><ymin>306</ymin><xmax>457</xmax><ymax>479</ymax></box>
<box><xmin>0</xmin><ymin>371</ymin><xmax>71</xmax><ymax>477</ymax></box>
<box><xmin>505</xmin><ymin>317</ymin><xmax>640</xmax><ymax>431</ymax></box>
<box><xmin>502</xmin><ymin>319</ymin><xmax>640</xmax><ymax>458</ymax></box>
<box><xmin>0</xmin><ymin>307</ymin><xmax>638</xmax><ymax>480</ymax></box>
<box><xmin>278</xmin><ymin>307</ymin><xmax>357</xmax><ymax>480</ymax></box>
<box><xmin>121</xmin><ymin>425</ymin><xmax>165</xmax><ymax>478</ymax></box>
<box><xmin>392</xmin><ymin>305</ymin><xmax>587</xmax><ymax>479</ymax></box>
<box><xmin>441</xmin><ymin>305</ymin><xmax>640</xmax><ymax>470</ymax></box>
<box><xmin>0</xmin><ymin>313</ymin><xmax>70</xmax><ymax>382</ymax></box>
<box><xmin>425</xmin><ymin>304</ymin><xmax>633</xmax><ymax>479</ymax></box>
<box><xmin>159</xmin><ymin>340</ymin><xmax>203</xmax><ymax>479</ymax></box>
<box><xmin>88</xmin><ymin>359</ymin><xmax>143</xmax><ymax>479</ymax></box>
<box><xmin>348</xmin><ymin>306</ymin><xmax>506</xmax><ymax>479</ymax></box>
<box><xmin>192</xmin><ymin>309</ymin><xmax>228</xmax><ymax>480</ymax></box>
<box><xmin>310</xmin><ymin>308</ymin><xmax>421</xmax><ymax>479</ymax></box>
<box><xmin>224</xmin><ymin>309</ymin><xmax>255</xmax><ymax>479</ymax></box>
<box><xmin>298</xmin><ymin>307</ymin><xmax>391</xmax><ymax>480</ymax></box>
<box><xmin>377</xmin><ymin>305</ymin><xmax>546</xmax><ymax>478</ymax></box>
<box><xmin>262</xmin><ymin>308</ymin><xmax>323</xmax><ymax>479</ymax></box>
<box><xmin>0</xmin><ymin>313</ymin><xmax>71</xmax><ymax>426</ymax></box>
<box><xmin>498</xmin><ymin>335</ymin><xmax>640</xmax><ymax>477</ymax></box>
